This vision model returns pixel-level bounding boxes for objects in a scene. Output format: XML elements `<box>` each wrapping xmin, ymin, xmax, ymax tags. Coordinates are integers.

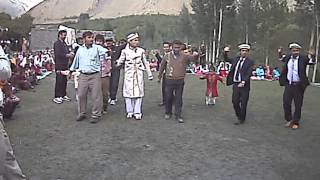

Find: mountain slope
<box><xmin>28</xmin><ymin>0</ymin><xmax>192</xmax><ymax>24</ymax></box>
<box><xmin>0</xmin><ymin>0</ymin><xmax>44</xmax><ymax>17</ymax></box>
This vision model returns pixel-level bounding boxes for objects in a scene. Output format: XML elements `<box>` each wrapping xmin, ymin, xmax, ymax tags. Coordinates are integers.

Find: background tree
<box><xmin>178</xmin><ymin>4</ymin><xmax>194</xmax><ymax>43</ymax></box>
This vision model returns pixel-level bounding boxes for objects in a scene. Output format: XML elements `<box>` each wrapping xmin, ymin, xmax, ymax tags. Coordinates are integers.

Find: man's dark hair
<box><xmin>105</xmin><ymin>37</ymin><xmax>114</xmax><ymax>42</ymax></box>
<box><xmin>181</xmin><ymin>44</ymin><xmax>187</xmax><ymax>51</ymax></box>
<box><xmin>163</xmin><ymin>41</ymin><xmax>172</xmax><ymax>46</ymax></box>
<box><xmin>95</xmin><ymin>34</ymin><xmax>105</xmax><ymax>42</ymax></box>
<box><xmin>172</xmin><ymin>40</ymin><xmax>183</xmax><ymax>45</ymax></box>
<box><xmin>82</xmin><ymin>31</ymin><xmax>94</xmax><ymax>38</ymax></box>
<box><xmin>76</xmin><ymin>37</ymin><xmax>83</xmax><ymax>44</ymax></box>
<box><xmin>58</xmin><ymin>30</ymin><xmax>67</xmax><ymax>35</ymax></box>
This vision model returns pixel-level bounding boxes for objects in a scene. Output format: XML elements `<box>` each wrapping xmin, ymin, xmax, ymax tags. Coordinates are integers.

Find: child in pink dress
<box><xmin>200</xmin><ymin>69</ymin><xmax>224</xmax><ymax>105</ymax></box>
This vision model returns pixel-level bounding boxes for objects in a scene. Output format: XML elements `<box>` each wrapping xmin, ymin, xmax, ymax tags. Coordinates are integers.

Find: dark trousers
<box><xmin>54</xmin><ymin>73</ymin><xmax>67</xmax><ymax>98</ymax></box>
<box><xmin>162</xmin><ymin>75</ymin><xmax>166</xmax><ymax>104</ymax></box>
<box><xmin>110</xmin><ymin>69</ymin><xmax>121</xmax><ymax>100</ymax></box>
<box><xmin>165</xmin><ymin>79</ymin><xmax>184</xmax><ymax>118</ymax></box>
<box><xmin>232</xmin><ymin>84</ymin><xmax>250</xmax><ymax>121</ymax></box>
<box><xmin>283</xmin><ymin>84</ymin><xmax>305</xmax><ymax>123</ymax></box>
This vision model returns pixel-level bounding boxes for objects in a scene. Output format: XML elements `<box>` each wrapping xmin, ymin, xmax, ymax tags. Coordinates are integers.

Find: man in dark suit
<box><xmin>225</xmin><ymin>44</ymin><xmax>254</xmax><ymax>125</ymax></box>
<box><xmin>278</xmin><ymin>43</ymin><xmax>316</xmax><ymax>129</ymax></box>
<box><xmin>107</xmin><ymin>38</ymin><xmax>127</xmax><ymax>105</ymax></box>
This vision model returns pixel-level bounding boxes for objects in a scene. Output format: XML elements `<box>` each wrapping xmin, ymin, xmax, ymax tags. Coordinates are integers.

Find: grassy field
<box><xmin>5</xmin><ymin>73</ymin><xmax>320</xmax><ymax>180</ymax></box>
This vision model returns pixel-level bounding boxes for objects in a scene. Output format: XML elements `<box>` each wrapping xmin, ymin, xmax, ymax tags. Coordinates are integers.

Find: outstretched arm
<box><xmin>307</xmin><ymin>49</ymin><xmax>316</xmax><ymax>65</ymax></box>
<box><xmin>278</xmin><ymin>47</ymin><xmax>287</xmax><ymax>62</ymax></box>
<box><xmin>186</xmin><ymin>52</ymin><xmax>199</xmax><ymax>64</ymax></box>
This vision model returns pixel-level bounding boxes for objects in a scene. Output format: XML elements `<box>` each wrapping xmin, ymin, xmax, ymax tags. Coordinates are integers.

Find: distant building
<box><xmin>30</xmin><ymin>24</ymin><xmax>59</xmax><ymax>51</ymax></box>
<box><xmin>30</xmin><ymin>24</ymin><xmax>116</xmax><ymax>50</ymax></box>
<box><xmin>76</xmin><ymin>30</ymin><xmax>115</xmax><ymax>41</ymax></box>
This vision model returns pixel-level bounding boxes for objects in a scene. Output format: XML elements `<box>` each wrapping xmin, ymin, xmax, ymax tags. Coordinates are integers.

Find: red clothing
<box><xmin>201</xmin><ymin>72</ymin><xmax>224</xmax><ymax>97</ymax></box>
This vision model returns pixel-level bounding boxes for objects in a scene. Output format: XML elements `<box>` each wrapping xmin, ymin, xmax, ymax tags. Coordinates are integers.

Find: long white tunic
<box><xmin>117</xmin><ymin>45</ymin><xmax>153</xmax><ymax>98</ymax></box>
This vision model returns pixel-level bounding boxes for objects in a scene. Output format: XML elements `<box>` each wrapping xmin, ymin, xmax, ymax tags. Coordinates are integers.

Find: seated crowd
<box><xmin>0</xmin><ymin>45</ymin><xmax>54</xmax><ymax>120</ymax></box>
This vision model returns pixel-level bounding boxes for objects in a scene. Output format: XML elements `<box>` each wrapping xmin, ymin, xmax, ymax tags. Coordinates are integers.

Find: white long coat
<box><xmin>117</xmin><ymin>45</ymin><xmax>153</xmax><ymax>98</ymax></box>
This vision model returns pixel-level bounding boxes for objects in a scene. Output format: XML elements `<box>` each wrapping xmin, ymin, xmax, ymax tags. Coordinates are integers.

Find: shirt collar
<box><xmin>172</xmin><ymin>51</ymin><xmax>180</xmax><ymax>59</ymax></box>
<box><xmin>240</xmin><ymin>57</ymin><xmax>246</xmax><ymax>61</ymax></box>
<box><xmin>83</xmin><ymin>44</ymin><xmax>93</xmax><ymax>49</ymax></box>
<box><xmin>290</xmin><ymin>55</ymin><xmax>299</xmax><ymax>60</ymax></box>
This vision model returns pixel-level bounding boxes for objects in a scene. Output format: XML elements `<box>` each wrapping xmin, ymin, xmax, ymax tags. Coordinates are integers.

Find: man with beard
<box><xmin>53</xmin><ymin>30</ymin><xmax>74</xmax><ymax>104</ymax></box>
<box><xmin>278</xmin><ymin>43</ymin><xmax>315</xmax><ymax>130</ymax></box>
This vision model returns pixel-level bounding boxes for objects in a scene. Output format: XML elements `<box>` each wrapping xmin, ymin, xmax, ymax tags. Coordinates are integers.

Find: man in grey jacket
<box><xmin>0</xmin><ymin>46</ymin><xmax>26</xmax><ymax>180</ymax></box>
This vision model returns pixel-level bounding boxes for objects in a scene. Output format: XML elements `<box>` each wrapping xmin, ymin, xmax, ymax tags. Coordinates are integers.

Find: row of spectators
<box><xmin>0</xmin><ymin>44</ymin><xmax>54</xmax><ymax>120</ymax></box>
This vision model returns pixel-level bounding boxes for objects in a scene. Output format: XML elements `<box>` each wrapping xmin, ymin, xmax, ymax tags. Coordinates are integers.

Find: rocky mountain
<box><xmin>0</xmin><ymin>0</ymin><xmax>44</xmax><ymax>17</ymax></box>
<box><xmin>1</xmin><ymin>0</ymin><xmax>295</xmax><ymax>23</ymax></box>
<box><xmin>28</xmin><ymin>0</ymin><xmax>193</xmax><ymax>24</ymax></box>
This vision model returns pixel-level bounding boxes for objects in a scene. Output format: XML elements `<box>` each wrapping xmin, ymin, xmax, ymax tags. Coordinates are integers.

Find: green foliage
<box><xmin>178</xmin><ymin>4</ymin><xmax>194</xmax><ymax>43</ymax></box>
<box><xmin>0</xmin><ymin>13</ymin><xmax>34</xmax><ymax>40</ymax></box>
<box><xmin>67</xmin><ymin>14</ymin><xmax>180</xmax><ymax>49</ymax></box>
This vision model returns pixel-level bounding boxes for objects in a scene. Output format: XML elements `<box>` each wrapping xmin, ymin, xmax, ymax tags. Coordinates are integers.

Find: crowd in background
<box><xmin>0</xmin><ymin>42</ymin><xmax>55</xmax><ymax>120</ymax></box>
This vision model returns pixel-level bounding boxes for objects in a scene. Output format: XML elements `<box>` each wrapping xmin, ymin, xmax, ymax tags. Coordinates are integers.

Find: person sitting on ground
<box><xmin>10</xmin><ymin>67</ymin><xmax>32</xmax><ymax>90</ymax></box>
<box><xmin>0</xmin><ymin>80</ymin><xmax>20</xmax><ymax>119</ymax></box>
<box><xmin>255</xmin><ymin>65</ymin><xmax>265</xmax><ymax>80</ymax></box>
<box><xmin>265</xmin><ymin>66</ymin><xmax>273</xmax><ymax>81</ymax></box>
<box><xmin>272</xmin><ymin>67</ymin><xmax>281</xmax><ymax>80</ymax></box>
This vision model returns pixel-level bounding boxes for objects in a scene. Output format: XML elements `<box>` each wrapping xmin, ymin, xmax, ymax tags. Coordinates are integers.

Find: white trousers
<box><xmin>125</xmin><ymin>98</ymin><xmax>142</xmax><ymax>114</ymax></box>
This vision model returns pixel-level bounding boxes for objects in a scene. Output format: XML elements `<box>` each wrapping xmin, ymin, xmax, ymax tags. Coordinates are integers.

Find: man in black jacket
<box><xmin>278</xmin><ymin>43</ymin><xmax>316</xmax><ymax>129</ymax></box>
<box><xmin>53</xmin><ymin>30</ymin><xmax>74</xmax><ymax>104</ymax></box>
<box><xmin>225</xmin><ymin>44</ymin><xmax>254</xmax><ymax>125</ymax></box>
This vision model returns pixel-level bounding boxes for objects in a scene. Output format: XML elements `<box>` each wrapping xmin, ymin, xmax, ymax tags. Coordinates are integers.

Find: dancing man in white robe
<box><xmin>116</xmin><ymin>33</ymin><xmax>153</xmax><ymax>120</ymax></box>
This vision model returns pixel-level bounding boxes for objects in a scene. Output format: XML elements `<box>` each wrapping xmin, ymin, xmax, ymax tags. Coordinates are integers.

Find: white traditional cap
<box><xmin>127</xmin><ymin>33</ymin><xmax>139</xmax><ymax>42</ymax></box>
<box><xmin>238</xmin><ymin>44</ymin><xmax>251</xmax><ymax>50</ymax></box>
<box><xmin>289</xmin><ymin>43</ymin><xmax>302</xmax><ymax>49</ymax></box>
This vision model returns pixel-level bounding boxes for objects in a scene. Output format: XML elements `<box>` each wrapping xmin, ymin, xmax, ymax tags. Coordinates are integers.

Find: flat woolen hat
<box><xmin>289</xmin><ymin>43</ymin><xmax>302</xmax><ymax>49</ymax></box>
<box><xmin>127</xmin><ymin>33</ymin><xmax>139</xmax><ymax>42</ymax></box>
<box><xmin>238</xmin><ymin>44</ymin><xmax>251</xmax><ymax>50</ymax></box>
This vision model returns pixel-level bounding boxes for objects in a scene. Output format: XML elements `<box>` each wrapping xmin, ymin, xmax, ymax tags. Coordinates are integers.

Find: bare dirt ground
<box><xmin>5</xmin><ymin>73</ymin><xmax>320</xmax><ymax>180</ymax></box>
